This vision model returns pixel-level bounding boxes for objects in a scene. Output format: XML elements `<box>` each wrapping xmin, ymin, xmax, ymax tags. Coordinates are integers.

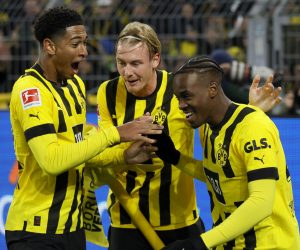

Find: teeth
<box><xmin>186</xmin><ymin>112</ymin><xmax>192</xmax><ymax>118</ymax></box>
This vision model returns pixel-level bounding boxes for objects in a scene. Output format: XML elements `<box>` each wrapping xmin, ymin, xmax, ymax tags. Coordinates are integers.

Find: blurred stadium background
<box><xmin>0</xmin><ymin>0</ymin><xmax>299</xmax><ymax>249</ymax></box>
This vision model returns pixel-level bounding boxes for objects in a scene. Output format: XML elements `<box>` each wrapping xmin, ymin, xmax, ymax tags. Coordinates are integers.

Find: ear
<box><xmin>208</xmin><ymin>81</ymin><xmax>218</xmax><ymax>98</ymax></box>
<box><xmin>43</xmin><ymin>38</ymin><xmax>56</xmax><ymax>55</ymax></box>
<box><xmin>151</xmin><ymin>53</ymin><xmax>160</xmax><ymax>69</ymax></box>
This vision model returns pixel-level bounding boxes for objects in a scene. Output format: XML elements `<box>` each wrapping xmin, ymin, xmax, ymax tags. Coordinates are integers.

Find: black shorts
<box><xmin>5</xmin><ymin>228</ymin><xmax>86</xmax><ymax>250</ymax></box>
<box><xmin>108</xmin><ymin>218</ymin><xmax>205</xmax><ymax>250</ymax></box>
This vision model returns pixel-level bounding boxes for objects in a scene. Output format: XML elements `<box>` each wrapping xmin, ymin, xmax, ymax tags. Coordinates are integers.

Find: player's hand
<box><xmin>117</xmin><ymin>114</ymin><xmax>163</xmax><ymax>143</ymax></box>
<box><xmin>124</xmin><ymin>141</ymin><xmax>158</xmax><ymax>164</ymax></box>
<box><xmin>249</xmin><ymin>74</ymin><xmax>282</xmax><ymax>112</ymax></box>
<box><xmin>161</xmin><ymin>236</ymin><xmax>208</xmax><ymax>250</ymax></box>
<box><xmin>149</xmin><ymin>131</ymin><xmax>180</xmax><ymax>165</ymax></box>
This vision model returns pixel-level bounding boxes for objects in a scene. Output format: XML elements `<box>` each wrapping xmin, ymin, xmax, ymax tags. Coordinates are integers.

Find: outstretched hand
<box><xmin>124</xmin><ymin>141</ymin><xmax>158</xmax><ymax>164</ymax></box>
<box><xmin>117</xmin><ymin>114</ymin><xmax>163</xmax><ymax>143</ymax></box>
<box><xmin>249</xmin><ymin>74</ymin><xmax>282</xmax><ymax>112</ymax></box>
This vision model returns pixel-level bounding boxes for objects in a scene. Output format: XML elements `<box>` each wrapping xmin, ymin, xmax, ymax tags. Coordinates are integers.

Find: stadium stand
<box><xmin>0</xmin><ymin>0</ymin><xmax>300</xmax><ymax>115</ymax></box>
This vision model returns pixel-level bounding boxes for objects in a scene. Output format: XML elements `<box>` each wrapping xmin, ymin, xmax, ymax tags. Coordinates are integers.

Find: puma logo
<box><xmin>254</xmin><ymin>155</ymin><xmax>265</xmax><ymax>164</ymax></box>
<box><xmin>29</xmin><ymin>112</ymin><xmax>40</xmax><ymax>120</ymax></box>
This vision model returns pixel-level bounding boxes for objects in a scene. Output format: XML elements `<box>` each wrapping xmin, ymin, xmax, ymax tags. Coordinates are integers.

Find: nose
<box><xmin>178</xmin><ymin>98</ymin><xmax>188</xmax><ymax>110</ymax></box>
<box><xmin>79</xmin><ymin>44</ymin><xmax>88</xmax><ymax>58</ymax></box>
<box><xmin>123</xmin><ymin>65</ymin><xmax>133</xmax><ymax>77</ymax></box>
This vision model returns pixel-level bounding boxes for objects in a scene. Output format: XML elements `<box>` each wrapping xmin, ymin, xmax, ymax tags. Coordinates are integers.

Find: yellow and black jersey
<box><xmin>97</xmin><ymin>70</ymin><xmax>198</xmax><ymax>230</ymax></box>
<box><xmin>6</xmin><ymin>64</ymin><xmax>120</xmax><ymax>234</ymax></box>
<box><xmin>199</xmin><ymin>103</ymin><xmax>300</xmax><ymax>249</ymax></box>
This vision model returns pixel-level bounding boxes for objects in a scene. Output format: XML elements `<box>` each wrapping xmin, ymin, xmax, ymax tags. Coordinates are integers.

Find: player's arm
<box><xmin>249</xmin><ymin>74</ymin><xmax>282</xmax><ymax>112</ymax></box>
<box><xmin>28</xmin><ymin>126</ymin><xmax>121</xmax><ymax>176</ymax></box>
<box><xmin>200</xmin><ymin>179</ymin><xmax>276</xmax><ymax>248</ymax></box>
<box><xmin>87</xmin><ymin>81</ymin><xmax>149</xmax><ymax>169</ymax></box>
<box><xmin>15</xmin><ymin>84</ymin><xmax>161</xmax><ymax>176</ymax></box>
<box><xmin>10</xmin><ymin>81</ymin><xmax>121</xmax><ymax>176</ymax></box>
<box><xmin>150</xmin><ymin>131</ymin><xmax>205</xmax><ymax>181</ymax></box>
<box><xmin>86</xmin><ymin>81</ymin><xmax>132</xmax><ymax>168</ymax></box>
<box><xmin>163</xmin><ymin>178</ymin><xmax>276</xmax><ymax>250</ymax></box>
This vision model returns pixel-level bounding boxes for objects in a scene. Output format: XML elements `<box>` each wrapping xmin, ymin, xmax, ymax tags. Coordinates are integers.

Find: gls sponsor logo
<box><xmin>244</xmin><ymin>138</ymin><xmax>271</xmax><ymax>153</ymax></box>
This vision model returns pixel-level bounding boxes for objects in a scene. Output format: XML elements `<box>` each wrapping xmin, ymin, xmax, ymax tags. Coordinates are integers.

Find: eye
<box><xmin>132</xmin><ymin>61</ymin><xmax>140</xmax><ymax>66</ymax></box>
<box><xmin>117</xmin><ymin>60</ymin><xmax>126</xmax><ymax>66</ymax></box>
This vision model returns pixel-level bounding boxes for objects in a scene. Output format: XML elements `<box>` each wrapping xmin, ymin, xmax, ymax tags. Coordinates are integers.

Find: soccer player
<box><xmin>5</xmin><ymin>7</ymin><xmax>163</xmax><ymax>250</ymax></box>
<box><xmin>97</xmin><ymin>21</ymin><xmax>204</xmax><ymax>250</ymax></box>
<box><xmin>96</xmin><ymin>21</ymin><xmax>283</xmax><ymax>250</ymax></box>
<box><xmin>155</xmin><ymin>56</ymin><xmax>300</xmax><ymax>249</ymax></box>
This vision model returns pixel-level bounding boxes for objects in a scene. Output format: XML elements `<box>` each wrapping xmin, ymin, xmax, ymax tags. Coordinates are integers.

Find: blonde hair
<box><xmin>117</xmin><ymin>21</ymin><xmax>161</xmax><ymax>58</ymax></box>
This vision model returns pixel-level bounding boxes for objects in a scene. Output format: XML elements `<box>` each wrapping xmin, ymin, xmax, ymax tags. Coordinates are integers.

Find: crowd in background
<box><xmin>0</xmin><ymin>0</ymin><xmax>300</xmax><ymax>115</ymax></box>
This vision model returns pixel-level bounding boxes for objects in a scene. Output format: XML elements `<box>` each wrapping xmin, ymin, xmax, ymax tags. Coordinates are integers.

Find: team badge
<box><xmin>21</xmin><ymin>88</ymin><xmax>41</xmax><ymax>110</ymax></box>
<box><xmin>216</xmin><ymin>143</ymin><xmax>228</xmax><ymax>167</ymax></box>
<box><xmin>152</xmin><ymin>109</ymin><xmax>167</xmax><ymax>125</ymax></box>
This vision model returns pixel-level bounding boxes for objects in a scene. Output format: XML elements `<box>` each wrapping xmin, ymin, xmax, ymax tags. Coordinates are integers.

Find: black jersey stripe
<box><xmin>105</xmin><ymin>78</ymin><xmax>118</xmax><ymax>126</ymax></box>
<box><xmin>208</xmin><ymin>190</ymin><xmax>214</xmax><ymax>213</ymax></box>
<box><xmin>224</xmin><ymin>241</ymin><xmax>235</xmax><ymax>250</ymax></box>
<box><xmin>139</xmin><ymin>171</ymin><xmax>155</xmax><ymax>221</ymax></box>
<box><xmin>120</xmin><ymin>170</ymin><xmax>137</xmax><ymax>224</ymax></box>
<box><xmin>54</xmin><ymin>87</ymin><xmax>72</xmax><ymax>116</ymax></box>
<box><xmin>213</xmin><ymin>215</ymin><xmax>223</xmax><ymax>227</ymax></box>
<box><xmin>210</xmin><ymin>130</ymin><xmax>219</xmax><ymax>163</ymax></box>
<box><xmin>76</xmin><ymin>171</ymin><xmax>84</xmax><ymax>230</ymax></box>
<box><xmin>47</xmin><ymin>172</ymin><xmax>69</xmax><ymax>233</ymax></box>
<box><xmin>26</xmin><ymin>69</ymin><xmax>69</xmax><ymax>129</ymax></box>
<box><xmin>145</xmin><ymin>91</ymin><xmax>158</xmax><ymax>114</ymax></box>
<box><xmin>107</xmin><ymin>192</ymin><xmax>116</xmax><ymax>224</ymax></box>
<box><xmin>72</xmin><ymin>77</ymin><xmax>86</xmax><ymax>101</ymax></box>
<box><xmin>192</xmin><ymin>210</ymin><xmax>197</xmax><ymax>220</ymax></box>
<box><xmin>158</xmin><ymin>74</ymin><xmax>173</xmax><ymax>226</ymax></box>
<box><xmin>141</xmin><ymin>70</ymin><xmax>162</xmax><ymax>113</ymax></box>
<box><xmin>247</xmin><ymin>167</ymin><xmax>279</xmax><ymax>182</ymax></box>
<box><xmin>204</xmin><ymin>124</ymin><xmax>209</xmax><ymax>158</ymax></box>
<box><xmin>26</xmin><ymin>70</ymin><xmax>61</xmax><ymax>109</ymax></box>
<box><xmin>67</xmin><ymin>84</ymin><xmax>82</xmax><ymax>114</ymax></box>
<box><xmin>159</xmin><ymin>163</ymin><xmax>172</xmax><ymax>226</ymax></box>
<box><xmin>244</xmin><ymin>227</ymin><xmax>256</xmax><ymax>249</ymax></box>
<box><xmin>29</xmin><ymin>67</ymin><xmax>72</xmax><ymax>116</ymax></box>
<box><xmin>64</xmin><ymin>170</ymin><xmax>80</xmax><ymax>232</ymax></box>
<box><xmin>222</xmin><ymin>106</ymin><xmax>256</xmax><ymax>178</ymax></box>
<box><xmin>24</xmin><ymin>123</ymin><xmax>56</xmax><ymax>141</ymax></box>
<box><xmin>57</xmin><ymin>109</ymin><xmax>67</xmax><ymax>133</ymax></box>
<box><xmin>123</xmin><ymin>93</ymin><xmax>136</xmax><ymax>123</ymax></box>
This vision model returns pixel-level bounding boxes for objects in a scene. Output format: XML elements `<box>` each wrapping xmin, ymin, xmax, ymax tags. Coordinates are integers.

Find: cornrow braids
<box><xmin>174</xmin><ymin>56</ymin><xmax>224</xmax><ymax>78</ymax></box>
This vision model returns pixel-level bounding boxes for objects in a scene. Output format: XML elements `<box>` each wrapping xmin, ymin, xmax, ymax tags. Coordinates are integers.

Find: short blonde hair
<box><xmin>117</xmin><ymin>21</ymin><xmax>161</xmax><ymax>58</ymax></box>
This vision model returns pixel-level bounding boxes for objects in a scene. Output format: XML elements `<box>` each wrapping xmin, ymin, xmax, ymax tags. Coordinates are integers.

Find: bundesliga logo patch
<box><xmin>21</xmin><ymin>88</ymin><xmax>42</xmax><ymax>109</ymax></box>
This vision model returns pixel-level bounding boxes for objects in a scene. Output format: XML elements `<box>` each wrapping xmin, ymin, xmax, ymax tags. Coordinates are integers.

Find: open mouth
<box><xmin>185</xmin><ymin>112</ymin><xmax>193</xmax><ymax>119</ymax></box>
<box><xmin>126</xmin><ymin>78</ymin><xmax>139</xmax><ymax>85</ymax></box>
<box><xmin>71</xmin><ymin>62</ymin><xmax>80</xmax><ymax>72</ymax></box>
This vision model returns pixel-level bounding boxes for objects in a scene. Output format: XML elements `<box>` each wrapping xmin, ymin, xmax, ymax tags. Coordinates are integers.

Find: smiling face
<box><xmin>173</xmin><ymin>71</ymin><xmax>216</xmax><ymax>128</ymax></box>
<box><xmin>50</xmin><ymin>25</ymin><xmax>88</xmax><ymax>82</ymax></box>
<box><xmin>116</xmin><ymin>40</ymin><xmax>160</xmax><ymax>97</ymax></box>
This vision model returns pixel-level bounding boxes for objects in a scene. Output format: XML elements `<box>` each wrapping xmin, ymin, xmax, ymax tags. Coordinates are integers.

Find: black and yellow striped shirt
<box><xmin>6</xmin><ymin>64</ymin><xmax>120</xmax><ymax>234</ymax></box>
<box><xmin>97</xmin><ymin>70</ymin><xmax>199</xmax><ymax>230</ymax></box>
<box><xmin>200</xmin><ymin>103</ymin><xmax>300</xmax><ymax>249</ymax></box>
